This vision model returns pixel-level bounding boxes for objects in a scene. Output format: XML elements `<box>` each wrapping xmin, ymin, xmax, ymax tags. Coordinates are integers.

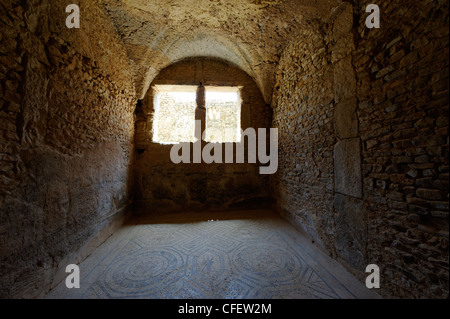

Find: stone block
<box><xmin>331</xmin><ymin>2</ymin><xmax>354</xmax><ymax>41</ymax></box>
<box><xmin>416</xmin><ymin>188</ymin><xmax>443</xmax><ymax>200</ymax></box>
<box><xmin>334</xmin><ymin>138</ymin><xmax>362</xmax><ymax>198</ymax></box>
<box><xmin>333</xmin><ymin>57</ymin><xmax>356</xmax><ymax>103</ymax></box>
<box><xmin>334</xmin><ymin>98</ymin><xmax>358</xmax><ymax>138</ymax></box>
<box><xmin>331</xmin><ymin>34</ymin><xmax>354</xmax><ymax>63</ymax></box>
<box><xmin>334</xmin><ymin>193</ymin><xmax>367</xmax><ymax>270</ymax></box>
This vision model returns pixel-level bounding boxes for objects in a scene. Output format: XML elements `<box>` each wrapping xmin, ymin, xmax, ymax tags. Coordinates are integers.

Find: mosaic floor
<box><xmin>45</xmin><ymin>210</ymin><xmax>380</xmax><ymax>299</ymax></box>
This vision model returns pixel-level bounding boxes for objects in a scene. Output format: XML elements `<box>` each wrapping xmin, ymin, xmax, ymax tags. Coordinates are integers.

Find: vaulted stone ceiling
<box><xmin>100</xmin><ymin>0</ymin><xmax>341</xmax><ymax>102</ymax></box>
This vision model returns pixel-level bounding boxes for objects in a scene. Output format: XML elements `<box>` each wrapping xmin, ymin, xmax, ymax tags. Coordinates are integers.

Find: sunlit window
<box><xmin>152</xmin><ymin>85</ymin><xmax>197</xmax><ymax>144</ymax></box>
<box><xmin>205</xmin><ymin>86</ymin><xmax>241</xmax><ymax>143</ymax></box>
<box><xmin>152</xmin><ymin>85</ymin><xmax>241</xmax><ymax>144</ymax></box>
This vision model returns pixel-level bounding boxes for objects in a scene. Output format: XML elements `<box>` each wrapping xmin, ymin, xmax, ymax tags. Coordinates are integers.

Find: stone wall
<box><xmin>0</xmin><ymin>0</ymin><xmax>136</xmax><ymax>298</ymax></box>
<box><xmin>134</xmin><ymin>58</ymin><xmax>272</xmax><ymax>213</ymax></box>
<box><xmin>272</xmin><ymin>24</ymin><xmax>337</xmax><ymax>250</ymax></box>
<box><xmin>272</xmin><ymin>1</ymin><xmax>448</xmax><ymax>298</ymax></box>
<box><xmin>354</xmin><ymin>0</ymin><xmax>449</xmax><ymax>298</ymax></box>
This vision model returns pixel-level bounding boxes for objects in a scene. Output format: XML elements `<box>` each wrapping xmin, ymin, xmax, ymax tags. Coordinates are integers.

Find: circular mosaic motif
<box><xmin>99</xmin><ymin>248</ymin><xmax>184</xmax><ymax>296</ymax></box>
<box><xmin>231</xmin><ymin>244</ymin><xmax>304</xmax><ymax>283</ymax></box>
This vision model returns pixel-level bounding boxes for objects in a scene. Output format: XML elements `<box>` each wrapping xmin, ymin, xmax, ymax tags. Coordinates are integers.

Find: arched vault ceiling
<box><xmin>101</xmin><ymin>0</ymin><xmax>342</xmax><ymax>103</ymax></box>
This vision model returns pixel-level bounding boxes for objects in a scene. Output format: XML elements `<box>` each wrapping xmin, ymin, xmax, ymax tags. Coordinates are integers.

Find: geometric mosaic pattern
<box><xmin>45</xmin><ymin>210</ymin><xmax>379</xmax><ymax>299</ymax></box>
